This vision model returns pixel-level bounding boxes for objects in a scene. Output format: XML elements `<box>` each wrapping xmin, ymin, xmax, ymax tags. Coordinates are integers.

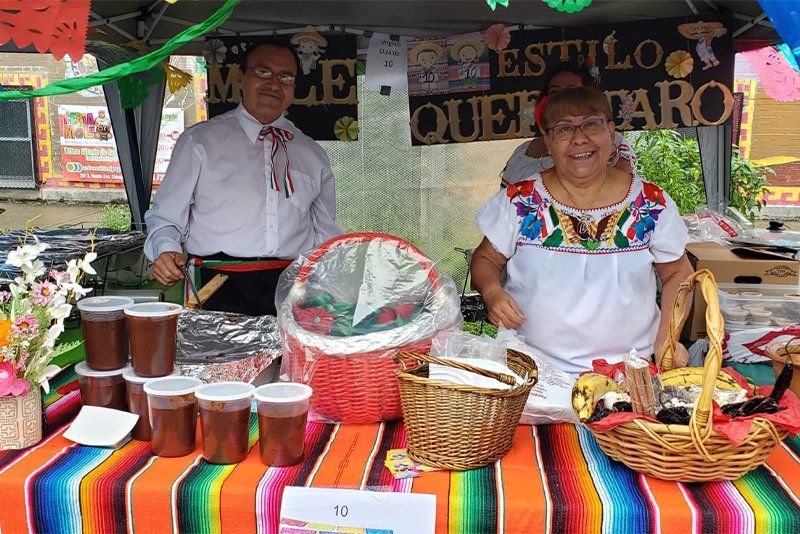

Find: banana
<box><xmin>660</xmin><ymin>367</ymin><xmax>743</xmax><ymax>391</ymax></box>
<box><xmin>572</xmin><ymin>373</ymin><xmax>620</xmax><ymax>422</ymax></box>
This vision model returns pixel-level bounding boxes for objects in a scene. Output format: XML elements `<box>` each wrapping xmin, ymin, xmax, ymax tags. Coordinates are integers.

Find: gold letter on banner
<box><xmin>546</xmin><ymin>40</ymin><xmax>583</xmax><ymax>62</ymax></box>
<box><xmin>479</xmin><ymin>93</ymin><xmax>517</xmax><ymax>140</ymax></box>
<box><xmin>321</xmin><ymin>59</ymin><xmax>358</xmax><ymax>105</ymax></box>
<box><xmin>655</xmin><ymin>80</ymin><xmax>695</xmax><ymax>128</ymax></box>
<box><xmin>634</xmin><ymin>39</ymin><xmax>663</xmax><ymax>69</ymax></box>
<box><xmin>444</xmin><ymin>98</ymin><xmax>481</xmax><ymax>142</ymax></box>
<box><xmin>524</xmin><ymin>44</ymin><xmax>547</xmax><ymax>77</ymax></box>
<box><xmin>605</xmin><ymin>36</ymin><xmax>632</xmax><ymax>70</ymax></box>
<box><xmin>207</xmin><ymin>64</ymin><xmax>241</xmax><ymax>104</ymax></box>
<box><xmin>498</xmin><ymin>49</ymin><xmax>521</xmax><ymax>78</ymax></box>
<box><xmin>691</xmin><ymin>81</ymin><xmax>734</xmax><ymax>126</ymax></box>
<box><xmin>410</xmin><ymin>103</ymin><xmax>450</xmax><ymax>144</ymax></box>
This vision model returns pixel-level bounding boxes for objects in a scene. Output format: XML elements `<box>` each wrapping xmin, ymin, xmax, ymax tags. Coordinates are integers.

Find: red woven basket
<box><xmin>281</xmin><ymin>233</ymin><xmax>446</xmax><ymax>423</ymax></box>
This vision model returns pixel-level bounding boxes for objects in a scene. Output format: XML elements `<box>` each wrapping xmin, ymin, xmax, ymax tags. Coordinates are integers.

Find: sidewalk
<box><xmin>0</xmin><ymin>201</ymin><xmax>104</xmax><ymax>230</ymax></box>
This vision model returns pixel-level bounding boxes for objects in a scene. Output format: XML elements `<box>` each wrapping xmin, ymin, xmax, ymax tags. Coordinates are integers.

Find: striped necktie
<box><xmin>258</xmin><ymin>125</ymin><xmax>295</xmax><ymax>198</ymax></box>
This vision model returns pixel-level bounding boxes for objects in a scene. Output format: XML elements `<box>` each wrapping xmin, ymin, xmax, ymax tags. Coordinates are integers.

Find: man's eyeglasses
<box><xmin>546</xmin><ymin>117</ymin><xmax>608</xmax><ymax>141</ymax></box>
<box><xmin>246</xmin><ymin>67</ymin><xmax>296</xmax><ymax>86</ymax></box>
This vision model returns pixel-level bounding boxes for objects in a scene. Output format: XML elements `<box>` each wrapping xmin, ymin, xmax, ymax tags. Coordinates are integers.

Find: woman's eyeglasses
<box><xmin>247</xmin><ymin>67</ymin><xmax>296</xmax><ymax>86</ymax></box>
<box><xmin>546</xmin><ymin>117</ymin><xmax>608</xmax><ymax>141</ymax></box>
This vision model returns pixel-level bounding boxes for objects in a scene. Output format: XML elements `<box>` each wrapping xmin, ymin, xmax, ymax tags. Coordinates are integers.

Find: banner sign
<box><xmin>407</xmin><ymin>15</ymin><xmax>734</xmax><ymax>145</ymax></box>
<box><xmin>206</xmin><ymin>31</ymin><xmax>358</xmax><ymax>141</ymax></box>
<box><xmin>58</xmin><ymin>105</ymin><xmax>184</xmax><ymax>183</ymax></box>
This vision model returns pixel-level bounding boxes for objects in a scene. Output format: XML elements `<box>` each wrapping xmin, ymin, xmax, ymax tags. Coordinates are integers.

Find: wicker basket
<box><xmin>395</xmin><ymin>349</ymin><xmax>538</xmax><ymax>470</ymax></box>
<box><xmin>281</xmin><ymin>233</ymin><xmax>461</xmax><ymax>423</ymax></box>
<box><xmin>588</xmin><ymin>269</ymin><xmax>787</xmax><ymax>482</ymax></box>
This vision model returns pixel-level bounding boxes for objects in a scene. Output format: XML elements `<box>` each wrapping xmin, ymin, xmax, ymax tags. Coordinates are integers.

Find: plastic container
<box><xmin>144</xmin><ymin>376</ymin><xmax>202</xmax><ymax>457</ymax></box>
<box><xmin>123</xmin><ymin>367</ymin><xmax>177</xmax><ymax>441</ymax></box>
<box><xmin>195</xmin><ymin>382</ymin><xmax>255</xmax><ymax>464</ymax></box>
<box><xmin>253</xmin><ymin>383</ymin><xmax>312</xmax><ymax>467</ymax></box>
<box><xmin>77</xmin><ymin>296</ymin><xmax>134</xmax><ymax>370</ymax></box>
<box><xmin>125</xmin><ymin>302</ymin><xmax>183</xmax><ymax>377</ymax></box>
<box><xmin>718</xmin><ymin>284</ymin><xmax>800</xmax><ymax>328</ymax></box>
<box><xmin>75</xmin><ymin>361</ymin><xmax>127</xmax><ymax>410</ymax></box>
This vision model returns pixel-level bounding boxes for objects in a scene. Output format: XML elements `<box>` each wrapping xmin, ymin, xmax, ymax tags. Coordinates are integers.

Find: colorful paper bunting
<box><xmin>0</xmin><ymin>0</ymin><xmax>91</xmax><ymax>61</ymax></box>
<box><xmin>543</xmin><ymin>0</ymin><xmax>592</xmax><ymax>14</ymax></box>
<box><xmin>486</xmin><ymin>0</ymin><xmax>510</xmax><ymax>12</ymax></box>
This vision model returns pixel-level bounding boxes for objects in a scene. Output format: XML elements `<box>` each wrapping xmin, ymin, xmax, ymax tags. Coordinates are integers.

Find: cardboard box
<box><xmin>683</xmin><ymin>242</ymin><xmax>799</xmax><ymax>340</ymax></box>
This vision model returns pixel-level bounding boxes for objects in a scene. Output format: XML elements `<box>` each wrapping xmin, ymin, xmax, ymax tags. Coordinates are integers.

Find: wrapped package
<box><xmin>276</xmin><ymin>233</ymin><xmax>462</xmax><ymax>423</ymax></box>
<box><xmin>495</xmin><ymin>329</ymin><xmax>578</xmax><ymax>425</ymax></box>
<box><xmin>176</xmin><ymin>309</ymin><xmax>281</xmax><ymax>383</ymax></box>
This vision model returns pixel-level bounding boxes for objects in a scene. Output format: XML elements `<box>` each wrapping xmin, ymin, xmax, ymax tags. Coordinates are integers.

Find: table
<box><xmin>2</xmin><ymin>367</ymin><xmax>799</xmax><ymax>533</ymax></box>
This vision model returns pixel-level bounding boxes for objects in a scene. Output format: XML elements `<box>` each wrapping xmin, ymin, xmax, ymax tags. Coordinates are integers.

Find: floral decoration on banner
<box><xmin>485</xmin><ymin>0</ymin><xmax>510</xmax><ymax>12</ymax></box>
<box><xmin>543</xmin><ymin>0</ymin><xmax>592</xmax><ymax>14</ymax></box>
<box><xmin>204</xmin><ymin>38</ymin><xmax>227</xmax><ymax>66</ymax></box>
<box><xmin>485</xmin><ymin>24</ymin><xmax>511</xmax><ymax>52</ymax></box>
<box><xmin>0</xmin><ymin>230</ymin><xmax>95</xmax><ymax>397</ymax></box>
<box><xmin>665</xmin><ymin>50</ymin><xmax>694</xmax><ymax>79</ymax></box>
<box><xmin>0</xmin><ymin>0</ymin><xmax>91</xmax><ymax>61</ymax></box>
<box><xmin>333</xmin><ymin>116</ymin><xmax>359</xmax><ymax>142</ymax></box>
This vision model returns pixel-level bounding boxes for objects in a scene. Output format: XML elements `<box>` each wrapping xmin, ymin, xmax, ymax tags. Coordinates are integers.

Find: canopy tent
<box><xmin>0</xmin><ymin>0</ymin><xmax>790</xmax><ymax>229</ymax></box>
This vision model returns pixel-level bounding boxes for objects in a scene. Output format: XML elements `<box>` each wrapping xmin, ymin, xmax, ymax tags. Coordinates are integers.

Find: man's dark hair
<box><xmin>239</xmin><ymin>38</ymin><xmax>301</xmax><ymax>74</ymax></box>
<box><xmin>540</xmin><ymin>61</ymin><xmax>597</xmax><ymax>95</ymax></box>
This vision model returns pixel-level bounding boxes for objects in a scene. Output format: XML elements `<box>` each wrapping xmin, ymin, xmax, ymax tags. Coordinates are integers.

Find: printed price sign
<box><xmin>365</xmin><ymin>33</ymin><xmax>409</xmax><ymax>92</ymax></box>
<box><xmin>279</xmin><ymin>487</ymin><xmax>435</xmax><ymax>534</ymax></box>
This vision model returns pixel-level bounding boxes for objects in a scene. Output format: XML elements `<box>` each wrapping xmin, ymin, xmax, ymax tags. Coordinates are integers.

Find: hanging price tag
<box><xmin>279</xmin><ymin>486</ymin><xmax>435</xmax><ymax>534</ymax></box>
<box><xmin>365</xmin><ymin>33</ymin><xmax>409</xmax><ymax>92</ymax></box>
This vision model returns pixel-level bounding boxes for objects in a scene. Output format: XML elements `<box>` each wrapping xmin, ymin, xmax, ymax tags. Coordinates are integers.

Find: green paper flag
<box><xmin>0</xmin><ymin>0</ymin><xmax>241</xmax><ymax>103</ymax></box>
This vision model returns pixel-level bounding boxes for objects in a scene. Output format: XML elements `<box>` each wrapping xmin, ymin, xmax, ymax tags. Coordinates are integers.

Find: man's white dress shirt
<box><xmin>144</xmin><ymin>104</ymin><xmax>341</xmax><ymax>260</ymax></box>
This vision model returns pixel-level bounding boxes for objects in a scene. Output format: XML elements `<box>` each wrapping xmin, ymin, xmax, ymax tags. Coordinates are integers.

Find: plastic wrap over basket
<box><xmin>177</xmin><ymin>309</ymin><xmax>281</xmax><ymax>383</ymax></box>
<box><xmin>277</xmin><ymin>232</ymin><xmax>463</xmax><ymax>422</ymax></box>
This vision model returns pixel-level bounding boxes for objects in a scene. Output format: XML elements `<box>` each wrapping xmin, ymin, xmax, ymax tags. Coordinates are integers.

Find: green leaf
<box><xmin>617</xmin><ymin>206</ymin><xmax>630</xmax><ymax>227</ymax></box>
<box><xmin>542</xmin><ymin>228</ymin><xmax>563</xmax><ymax>247</ymax></box>
<box><xmin>614</xmin><ymin>230</ymin><xmax>629</xmax><ymax>249</ymax></box>
<box><xmin>581</xmin><ymin>240</ymin><xmax>600</xmax><ymax>250</ymax></box>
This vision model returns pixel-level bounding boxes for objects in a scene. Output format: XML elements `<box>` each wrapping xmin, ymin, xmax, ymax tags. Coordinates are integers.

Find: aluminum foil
<box><xmin>176</xmin><ymin>308</ymin><xmax>281</xmax><ymax>383</ymax></box>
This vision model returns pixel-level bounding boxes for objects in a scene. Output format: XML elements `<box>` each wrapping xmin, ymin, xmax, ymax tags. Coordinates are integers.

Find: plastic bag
<box><xmin>496</xmin><ymin>328</ymin><xmax>578</xmax><ymax>425</ymax></box>
<box><xmin>276</xmin><ymin>233</ymin><xmax>463</xmax><ymax>422</ymax></box>
<box><xmin>683</xmin><ymin>205</ymin><xmax>748</xmax><ymax>245</ymax></box>
<box><xmin>430</xmin><ymin>330</ymin><xmax>507</xmax><ymax>365</ymax></box>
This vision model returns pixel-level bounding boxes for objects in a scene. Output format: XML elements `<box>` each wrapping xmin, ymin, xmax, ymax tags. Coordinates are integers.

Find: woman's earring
<box><xmin>539</xmin><ymin>152</ymin><xmax>551</xmax><ymax>169</ymax></box>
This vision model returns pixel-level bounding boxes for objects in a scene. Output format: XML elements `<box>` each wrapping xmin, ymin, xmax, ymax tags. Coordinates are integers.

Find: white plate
<box><xmin>63</xmin><ymin>406</ymin><xmax>139</xmax><ymax>448</ymax></box>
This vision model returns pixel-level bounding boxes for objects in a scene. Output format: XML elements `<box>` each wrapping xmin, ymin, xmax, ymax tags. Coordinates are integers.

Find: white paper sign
<box><xmin>365</xmin><ymin>33</ymin><xmax>409</xmax><ymax>91</ymax></box>
<box><xmin>279</xmin><ymin>487</ymin><xmax>435</xmax><ymax>534</ymax></box>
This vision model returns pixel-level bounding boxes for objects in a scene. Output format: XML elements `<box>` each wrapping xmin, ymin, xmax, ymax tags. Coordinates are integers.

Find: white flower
<box><xmin>42</xmin><ymin>323</ymin><xmax>65</xmax><ymax>348</ymax></box>
<box><xmin>78</xmin><ymin>252</ymin><xmax>98</xmax><ymax>275</ymax></box>
<box><xmin>37</xmin><ymin>365</ymin><xmax>61</xmax><ymax>395</ymax></box>
<box><xmin>5</xmin><ymin>245</ymin><xmax>37</xmax><ymax>269</ymax></box>
<box><xmin>49</xmin><ymin>303</ymin><xmax>72</xmax><ymax>320</ymax></box>
<box><xmin>65</xmin><ymin>259</ymin><xmax>80</xmax><ymax>282</ymax></box>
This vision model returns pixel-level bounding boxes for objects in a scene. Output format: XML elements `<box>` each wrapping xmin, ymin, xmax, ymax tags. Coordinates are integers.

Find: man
<box><xmin>144</xmin><ymin>40</ymin><xmax>341</xmax><ymax>315</ymax></box>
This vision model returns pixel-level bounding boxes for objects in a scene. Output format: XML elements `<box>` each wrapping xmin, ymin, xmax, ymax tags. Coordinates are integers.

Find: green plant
<box><xmin>631</xmin><ymin>131</ymin><xmax>773</xmax><ymax>220</ymax></box>
<box><xmin>630</xmin><ymin>130</ymin><xmax>705</xmax><ymax>214</ymax></box>
<box><xmin>462</xmin><ymin>320</ymin><xmax>497</xmax><ymax>338</ymax></box>
<box><xmin>97</xmin><ymin>204</ymin><xmax>132</xmax><ymax>232</ymax></box>
<box><xmin>730</xmin><ymin>147</ymin><xmax>774</xmax><ymax>222</ymax></box>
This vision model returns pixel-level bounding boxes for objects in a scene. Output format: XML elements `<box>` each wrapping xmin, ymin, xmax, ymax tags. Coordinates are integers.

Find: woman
<box><xmin>500</xmin><ymin>61</ymin><xmax>636</xmax><ymax>188</ymax></box>
<box><xmin>472</xmin><ymin>86</ymin><xmax>692</xmax><ymax>374</ymax></box>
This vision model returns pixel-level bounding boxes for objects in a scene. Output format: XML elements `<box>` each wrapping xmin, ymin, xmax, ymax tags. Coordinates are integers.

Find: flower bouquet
<box><xmin>0</xmin><ymin>234</ymin><xmax>95</xmax><ymax>450</ymax></box>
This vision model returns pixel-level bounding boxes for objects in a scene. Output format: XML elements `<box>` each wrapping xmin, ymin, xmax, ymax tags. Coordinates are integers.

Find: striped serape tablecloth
<box><xmin>1</xmin><ymin>366</ymin><xmax>799</xmax><ymax>534</ymax></box>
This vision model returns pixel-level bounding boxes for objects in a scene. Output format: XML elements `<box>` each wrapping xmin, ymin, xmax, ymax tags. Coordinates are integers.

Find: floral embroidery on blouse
<box><xmin>506</xmin><ymin>178</ymin><xmax>667</xmax><ymax>254</ymax></box>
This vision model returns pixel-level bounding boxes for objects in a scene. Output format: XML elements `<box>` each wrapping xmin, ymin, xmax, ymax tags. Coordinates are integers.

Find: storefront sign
<box><xmin>280</xmin><ymin>487</ymin><xmax>435</xmax><ymax>534</ymax></box>
<box><xmin>408</xmin><ymin>15</ymin><xmax>735</xmax><ymax>145</ymax></box>
<box><xmin>58</xmin><ymin>105</ymin><xmax>184</xmax><ymax>183</ymax></box>
<box><xmin>205</xmin><ymin>31</ymin><xmax>358</xmax><ymax>141</ymax></box>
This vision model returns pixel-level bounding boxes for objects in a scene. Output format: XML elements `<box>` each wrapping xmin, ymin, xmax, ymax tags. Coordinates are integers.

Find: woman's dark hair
<box><xmin>239</xmin><ymin>39</ymin><xmax>301</xmax><ymax>74</ymax></box>
<box><xmin>542</xmin><ymin>86</ymin><xmax>612</xmax><ymax>129</ymax></box>
<box><xmin>540</xmin><ymin>61</ymin><xmax>597</xmax><ymax>95</ymax></box>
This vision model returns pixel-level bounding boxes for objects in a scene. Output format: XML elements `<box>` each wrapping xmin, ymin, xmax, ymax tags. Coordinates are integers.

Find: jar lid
<box><xmin>253</xmin><ymin>382</ymin><xmax>313</xmax><ymax>404</ymax></box>
<box><xmin>195</xmin><ymin>382</ymin><xmax>255</xmax><ymax>402</ymax></box>
<box><xmin>75</xmin><ymin>361</ymin><xmax>127</xmax><ymax>378</ymax></box>
<box><xmin>143</xmin><ymin>376</ymin><xmax>203</xmax><ymax>397</ymax></box>
<box><xmin>77</xmin><ymin>296</ymin><xmax>134</xmax><ymax>313</ymax></box>
<box><xmin>122</xmin><ymin>367</ymin><xmax>178</xmax><ymax>384</ymax></box>
<box><xmin>124</xmin><ymin>302</ymin><xmax>183</xmax><ymax>318</ymax></box>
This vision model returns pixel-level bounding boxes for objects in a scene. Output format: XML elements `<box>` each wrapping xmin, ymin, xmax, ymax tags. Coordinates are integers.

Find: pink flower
<box><xmin>12</xmin><ymin>314</ymin><xmax>39</xmax><ymax>337</ymax></box>
<box><xmin>0</xmin><ymin>291</ymin><xmax>10</xmax><ymax>304</ymax></box>
<box><xmin>32</xmin><ymin>281</ymin><xmax>58</xmax><ymax>305</ymax></box>
<box><xmin>0</xmin><ymin>360</ymin><xmax>30</xmax><ymax>397</ymax></box>
<box><xmin>485</xmin><ymin>24</ymin><xmax>511</xmax><ymax>52</ymax></box>
<box><xmin>49</xmin><ymin>269</ymin><xmax>70</xmax><ymax>284</ymax></box>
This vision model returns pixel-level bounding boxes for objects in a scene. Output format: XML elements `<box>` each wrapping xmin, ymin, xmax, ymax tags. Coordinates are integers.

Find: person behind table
<box><xmin>144</xmin><ymin>39</ymin><xmax>341</xmax><ymax>316</ymax></box>
<box><xmin>499</xmin><ymin>61</ymin><xmax>637</xmax><ymax>188</ymax></box>
<box><xmin>471</xmin><ymin>87</ymin><xmax>693</xmax><ymax>374</ymax></box>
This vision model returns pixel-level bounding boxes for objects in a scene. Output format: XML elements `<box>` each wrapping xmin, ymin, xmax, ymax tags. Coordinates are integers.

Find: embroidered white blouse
<box><xmin>476</xmin><ymin>173</ymin><xmax>688</xmax><ymax>374</ymax></box>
